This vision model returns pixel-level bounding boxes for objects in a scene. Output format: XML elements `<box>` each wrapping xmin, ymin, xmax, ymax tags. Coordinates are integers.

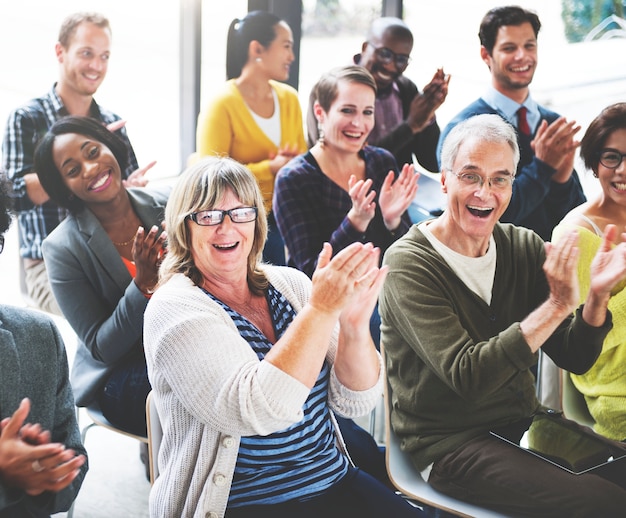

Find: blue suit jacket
<box><xmin>42</xmin><ymin>187</ymin><xmax>169</xmax><ymax>406</ymax></box>
<box><xmin>0</xmin><ymin>306</ymin><xmax>87</xmax><ymax>515</ymax></box>
<box><xmin>437</xmin><ymin>99</ymin><xmax>586</xmax><ymax>241</ymax></box>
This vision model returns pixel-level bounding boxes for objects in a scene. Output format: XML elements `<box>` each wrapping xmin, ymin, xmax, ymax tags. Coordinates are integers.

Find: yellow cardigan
<box><xmin>553</xmin><ymin>222</ymin><xmax>626</xmax><ymax>440</ymax></box>
<box><xmin>195</xmin><ymin>79</ymin><xmax>306</xmax><ymax>210</ymax></box>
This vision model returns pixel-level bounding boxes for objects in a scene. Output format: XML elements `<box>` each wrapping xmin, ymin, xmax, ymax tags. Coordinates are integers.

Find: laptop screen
<box><xmin>490</xmin><ymin>412</ymin><xmax>626</xmax><ymax>475</ymax></box>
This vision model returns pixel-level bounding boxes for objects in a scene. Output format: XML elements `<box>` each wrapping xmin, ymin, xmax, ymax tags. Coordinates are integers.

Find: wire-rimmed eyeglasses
<box><xmin>367</xmin><ymin>42</ymin><xmax>411</xmax><ymax>69</ymax></box>
<box><xmin>598</xmin><ymin>149</ymin><xmax>626</xmax><ymax>169</ymax></box>
<box><xmin>187</xmin><ymin>207</ymin><xmax>258</xmax><ymax>226</ymax></box>
<box><xmin>452</xmin><ymin>172</ymin><xmax>514</xmax><ymax>191</ymax></box>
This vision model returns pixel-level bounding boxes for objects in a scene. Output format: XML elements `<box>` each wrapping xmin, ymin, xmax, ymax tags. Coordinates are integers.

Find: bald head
<box><xmin>359</xmin><ymin>17</ymin><xmax>414</xmax><ymax>90</ymax></box>
<box><xmin>366</xmin><ymin>17</ymin><xmax>413</xmax><ymax>45</ymax></box>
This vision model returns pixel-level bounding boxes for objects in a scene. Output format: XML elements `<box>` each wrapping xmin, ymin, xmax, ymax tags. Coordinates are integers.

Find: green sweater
<box><xmin>380</xmin><ymin>223</ymin><xmax>611</xmax><ymax>471</ymax></box>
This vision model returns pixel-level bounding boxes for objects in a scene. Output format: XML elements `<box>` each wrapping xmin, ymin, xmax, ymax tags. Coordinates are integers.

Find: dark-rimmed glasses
<box><xmin>452</xmin><ymin>172</ymin><xmax>514</xmax><ymax>191</ymax></box>
<box><xmin>598</xmin><ymin>149</ymin><xmax>626</xmax><ymax>169</ymax></box>
<box><xmin>188</xmin><ymin>207</ymin><xmax>258</xmax><ymax>226</ymax></box>
<box><xmin>367</xmin><ymin>42</ymin><xmax>411</xmax><ymax>69</ymax></box>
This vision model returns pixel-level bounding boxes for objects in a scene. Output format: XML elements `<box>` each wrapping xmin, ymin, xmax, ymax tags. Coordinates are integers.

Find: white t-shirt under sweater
<box><xmin>419</xmin><ymin>221</ymin><xmax>497</xmax><ymax>305</ymax></box>
<box><xmin>248</xmin><ymin>87</ymin><xmax>281</xmax><ymax>147</ymax></box>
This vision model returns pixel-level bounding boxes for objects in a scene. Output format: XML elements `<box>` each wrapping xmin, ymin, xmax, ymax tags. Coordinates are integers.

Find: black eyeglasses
<box><xmin>598</xmin><ymin>149</ymin><xmax>626</xmax><ymax>169</ymax></box>
<box><xmin>368</xmin><ymin>42</ymin><xmax>411</xmax><ymax>69</ymax></box>
<box><xmin>0</xmin><ymin>235</ymin><xmax>4</xmax><ymax>254</ymax></box>
<box><xmin>188</xmin><ymin>207</ymin><xmax>258</xmax><ymax>226</ymax></box>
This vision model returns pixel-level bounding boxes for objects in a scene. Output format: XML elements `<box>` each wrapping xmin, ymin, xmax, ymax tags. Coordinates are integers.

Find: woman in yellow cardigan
<box><xmin>195</xmin><ymin>10</ymin><xmax>307</xmax><ymax>265</ymax></box>
<box><xmin>552</xmin><ymin>102</ymin><xmax>626</xmax><ymax>441</ymax></box>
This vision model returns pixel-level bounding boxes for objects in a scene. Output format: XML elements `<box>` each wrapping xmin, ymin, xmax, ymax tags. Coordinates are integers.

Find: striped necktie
<box><xmin>517</xmin><ymin>106</ymin><xmax>531</xmax><ymax>137</ymax></box>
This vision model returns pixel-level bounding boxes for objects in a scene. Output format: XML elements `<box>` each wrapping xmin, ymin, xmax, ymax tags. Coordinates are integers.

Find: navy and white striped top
<box><xmin>205</xmin><ymin>284</ymin><xmax>348</xmax><ymax>507</ymax></box>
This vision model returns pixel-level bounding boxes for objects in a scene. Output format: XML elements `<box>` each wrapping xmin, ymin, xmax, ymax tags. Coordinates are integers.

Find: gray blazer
<box><xmin>42</xmin><ymin>188</ymin><xmax>169</xmax><ymax>406</ymax></box>
<box><xmin>0</xmin><ymin>305</ymin><xmax>87</xmax><ymax>515</ymax></box>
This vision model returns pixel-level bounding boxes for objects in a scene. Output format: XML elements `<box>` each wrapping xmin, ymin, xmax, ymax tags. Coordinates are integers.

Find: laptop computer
<box><xmin>490</xmin><ymin>412</ymin><xmax>626</xmax><ymax>475</ymax></box>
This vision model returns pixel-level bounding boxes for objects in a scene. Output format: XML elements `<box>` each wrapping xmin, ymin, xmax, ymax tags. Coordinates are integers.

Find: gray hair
<box><xmin>440</xmin><ymin>114</ymin><xmax>520</xmax><ymax>173</ymax></box>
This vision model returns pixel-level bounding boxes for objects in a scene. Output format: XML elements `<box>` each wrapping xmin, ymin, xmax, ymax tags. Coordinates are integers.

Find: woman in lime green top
<box><xmin>195</xmin><ymin>11</ymin><xmax>307</xmax><ymax>265</ymax></box>
<box><xmin>552</xmin><ymin>102</ymin><xmax>626</xmax><ymax>440</ymax></box>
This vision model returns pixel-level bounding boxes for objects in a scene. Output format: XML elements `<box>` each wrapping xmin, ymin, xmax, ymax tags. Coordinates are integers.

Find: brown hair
<box><xmin>58</xmin><ymin>12</ymin><xmax>111</xmax><ymax>48</ymax></box>
<box><xmin>313</xmin><ymin>65</ymin><xmax>377</xmax><ymax>113</ymax></box>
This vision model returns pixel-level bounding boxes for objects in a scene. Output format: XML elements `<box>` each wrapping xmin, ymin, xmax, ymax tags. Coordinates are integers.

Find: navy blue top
<box><xmin>206</xmin><ymin>284</ymin><xmax>348</xmax><ymax>507</ymax></box>
<box><xmin>274</xmin><ymin>146</ymin><xmax>412</xmax><ymax>277</ymax></box>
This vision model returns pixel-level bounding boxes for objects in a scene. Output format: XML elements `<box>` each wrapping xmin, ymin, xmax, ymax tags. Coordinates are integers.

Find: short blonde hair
<box><xmin>160</xmin><ymin>156</ymin><xmax>269</xmax><ymax>293</ymax></box>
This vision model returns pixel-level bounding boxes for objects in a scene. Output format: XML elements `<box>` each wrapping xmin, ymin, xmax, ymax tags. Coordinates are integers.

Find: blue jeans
<box><xmin>97</xmin><ymin>353</ymin><xmax>151</xmax><ymax>436</ymax></box>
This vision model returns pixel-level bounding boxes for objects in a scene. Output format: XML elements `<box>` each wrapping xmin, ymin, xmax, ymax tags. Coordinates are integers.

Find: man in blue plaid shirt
<box><xmin>2</xmin><ymin>12</ymin><xmax>154</xmax><ymax>314</ymax></box>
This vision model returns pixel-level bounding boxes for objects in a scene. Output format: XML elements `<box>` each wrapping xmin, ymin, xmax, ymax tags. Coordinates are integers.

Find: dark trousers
<box><xmin>97</xmin><ymin>353</ymin><xmax>151</xmax><ymax>437</ymax></box>
<box><xmin>225</xmin><ymin>466</ymin><xmax>425</xmax><ymax>518</ymax></box>
<box><xmin>262</xmin><ymin>212</ymin><xmax>286</xmax><ymax>266</ymax></box>
<box><xmin>429</xmin><ymin>429</ymin><xmax>626</xmax><ymax>517</ymax></box>
<box><xmin>335</xmin><ymin>415</ymin><xmax>389</xmax><ymax>486</ymax></box>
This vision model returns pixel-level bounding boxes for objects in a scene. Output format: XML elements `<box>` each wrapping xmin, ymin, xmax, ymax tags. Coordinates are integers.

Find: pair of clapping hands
<box><xmin>545</xmin><ymin>225</ymin><xmax>626</xmax><ymax>322</ymax></box>
<box><xmin>348</xmin><ymin>163</ymin><xmax>419</xmax><ymax>234</ymax></box>
<box><xmin>0</xmin><ymin>398</ymin><xmax>85</xmax><ymax>496</ymax></box>
<box><xmin>310</xmin><ymin>242</ymin><xmax>387</xmax><ymax>330</ymax></box>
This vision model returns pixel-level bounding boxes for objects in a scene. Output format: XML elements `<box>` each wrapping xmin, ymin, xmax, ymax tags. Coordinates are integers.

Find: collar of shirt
<box><xmin>482</xmin><ymin>86</ymin><xmax>540</xmax><ymax>134</ymax></box>
<box><xmin>49</xmin><ymin>82</ymin><xmax>103</xmax><ymax>120</ymax></box>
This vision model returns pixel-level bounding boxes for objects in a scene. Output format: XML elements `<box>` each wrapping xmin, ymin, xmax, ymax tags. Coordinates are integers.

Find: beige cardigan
<box><xmin>144</xmin><ymin>266</ymin><xmax>382</xmax><ymax>518</ymax></box>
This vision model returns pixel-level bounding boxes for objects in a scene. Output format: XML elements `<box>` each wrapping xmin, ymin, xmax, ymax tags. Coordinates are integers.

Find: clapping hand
<box><xmin>123</xmin><ymin>161</ymin><xmax>156</xmax><ymax>188</ymax></box>
<box><xmin>590</xmin><ymin>225</ymin><xmax>626</xmax><ymax>298</ymax></box>
<box><xmin>105</xmin><ymin>120</ymin><xmax>155</xmax><ymax>187</ymax></box>
<box><xmin>347</xmin><ymin>175</ymin><xmax>377</xmax><ymax>233</ymax></box>
<box><xmin>531</xmin><ymin>117</ymin><xmax>581</xmax><ymax>183</ymax></box>
<box><xmin>543</xmin><ymin>230</ymin><xmax>580</xmax><ymax>315</ymax></box>
<box><xmin>407</xmin><ymin>68</ymin><xmax>450</xmax><ymax>133</ymax></box>
<box><xmin>0</xmin><ymin>399</ymin><xmax>85</xmax><ymax>496</ymax></box>
<box><xmin>379</xmin><ymin>163</ymin><xmax>419</xmax><ymax>231</ymax></box>
<box><xmin>133</xmin><ymin>224</ymin><xmax>168</xmax><ymax>296</ymax></box>
<box><xmin>310</xmin><ymin>242</ymin><xmax>385</xmax><ymax>318</ymax></box>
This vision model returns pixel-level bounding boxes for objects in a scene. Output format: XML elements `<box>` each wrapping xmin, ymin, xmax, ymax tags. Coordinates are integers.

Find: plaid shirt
<box><xmin>273</xmin><ymin>146</ymin><xmax>412</xmax><ymax>277</ymax></box>
<box><xmin>1</xmin><ymin>84</ymin><xmax>139</xmax><ymax>260</ymax></box>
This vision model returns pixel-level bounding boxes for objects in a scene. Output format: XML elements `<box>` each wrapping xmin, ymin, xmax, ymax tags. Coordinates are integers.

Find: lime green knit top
<box><xmin>553</xmin><ymin>223</ymin><xmax>626</xmax><ymax>440</ymax></box>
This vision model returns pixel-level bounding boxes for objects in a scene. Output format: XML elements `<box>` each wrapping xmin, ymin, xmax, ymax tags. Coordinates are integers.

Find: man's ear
<box><xmin>55</xmin><ymin>42</ymin><xmax>65</xmax><ymax>63</ymax></box>
<box><xmin>440</xmin><ymin>170</ymin><xmax>448</xmax><ymax>194</ymax></box>
<box><xmin>480</xmin><ymin>46</ymin><xmax>491</xmax><ymax>69</ymax></box>
<box><xmin>361</xmin><ymin>40</ymin><xmax>369</xmax><ymax>54</ymax></box>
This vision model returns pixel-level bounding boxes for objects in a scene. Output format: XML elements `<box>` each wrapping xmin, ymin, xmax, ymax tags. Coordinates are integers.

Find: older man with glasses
<box><xmin>380</xmin><ymin>113</ymin><xmax>626</xmax><ymax>517</ymax></box>
<box><xmin>306</xmin><ymin>17</ymin><xmax>450</xmax><ymax>174</ymax></box>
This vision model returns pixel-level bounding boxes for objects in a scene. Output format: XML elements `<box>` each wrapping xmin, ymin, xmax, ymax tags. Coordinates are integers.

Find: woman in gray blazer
<box><xmin>35</xmin><ymin>116</ymin><xmax>168</xmax><ymax>436</ymax></box>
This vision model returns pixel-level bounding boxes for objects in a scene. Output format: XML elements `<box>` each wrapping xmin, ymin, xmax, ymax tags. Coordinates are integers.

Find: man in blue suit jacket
<box><xmin>437</xmin><ymin>6</ymin><xmax>585</xmax><ymax>241</ymax></box>
<box><xmin>0</xmin><ymin>175</ymin><xmax>87</xmax><ymax>516</ymax></box>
